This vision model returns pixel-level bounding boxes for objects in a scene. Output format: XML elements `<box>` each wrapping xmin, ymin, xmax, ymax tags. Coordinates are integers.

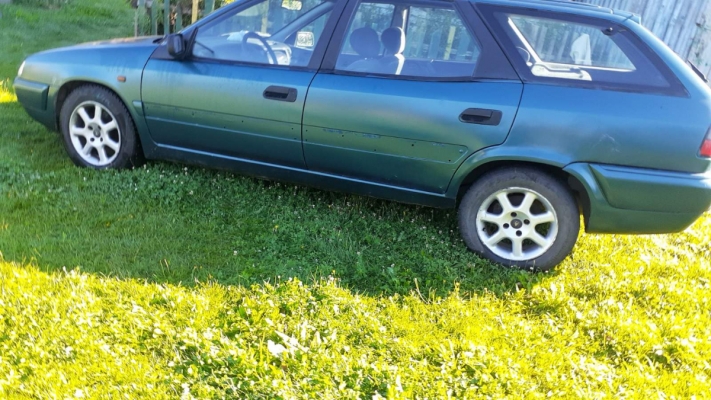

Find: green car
<box><xmin>13</xmin><ymin>0</ymin><xmax>711</xmax><ymax>271</ymax></box>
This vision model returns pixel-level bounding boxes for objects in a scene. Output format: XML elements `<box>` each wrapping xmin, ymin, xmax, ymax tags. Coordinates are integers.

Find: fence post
<box><xmin>176</xmin><ymin>3</ymin><xmax>183</xmax><ymax>31</ymax></box>
<box><xmin>192</xmin><ymin>0</ymin><xmax>199</xmax><ymax>23</ymax></box>
<box><xmin>164</xmin><ymin>0</ymin><xmax>170</xmax><ymax>35</ymax></box>
<box><xmin>134</xmin><ymin>0</ymin><xmax>144</xmax><ymax>37</ymax></box>
<box><xmin>205</xmin><ymin>0</ymin><xmax>215</xmax><ymax>14</ymax></box>
<box><xmin>150</xmin><ymin>2</ymin><xmax>157</xmax><ymax>35</ymax></box>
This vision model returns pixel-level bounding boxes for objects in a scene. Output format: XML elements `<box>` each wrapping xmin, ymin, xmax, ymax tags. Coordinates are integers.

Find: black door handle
<box><xmin>263</xmin><ymin>85</ymin><xmax>298</xmax><ymax>102</ymax></box>
<box><xmin>460</xmin><ymin>108</ymin><xmax>502</xmax><ymax>126</ymax></box>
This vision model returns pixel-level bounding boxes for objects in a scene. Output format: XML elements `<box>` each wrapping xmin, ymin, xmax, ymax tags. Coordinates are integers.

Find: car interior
<box><xmin>191</xmin><ymin>0</ymin><xmax>480</xmax><ymax>79</ymax></box>
<box><xmin>334</xmin><ymin>2</ymin><xmax>481</xmax><ymax>78</ymax></box>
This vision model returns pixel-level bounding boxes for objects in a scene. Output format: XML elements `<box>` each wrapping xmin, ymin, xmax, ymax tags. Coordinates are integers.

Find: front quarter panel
<box><xmin>16</xmin><ymin>38</ymin><xmax>160</xmax><ymax>150</ymax></box>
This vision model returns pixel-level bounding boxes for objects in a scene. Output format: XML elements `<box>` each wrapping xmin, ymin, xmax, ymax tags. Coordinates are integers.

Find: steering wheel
<box><xmin>242</xmin><ymin>31</ymin><xmax>278</xmax><ymax>65</ymax></box>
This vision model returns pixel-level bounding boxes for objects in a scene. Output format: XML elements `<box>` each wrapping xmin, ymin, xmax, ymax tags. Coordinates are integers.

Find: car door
<box><xmin>301</xmin><ymin>0</ymin><xmax>523</xmax><ymax>193</ymax></box>
<box><xmin>141</xmin><ymin>0</ymin><xmax>343</xmax><ymax>168</ymax></box>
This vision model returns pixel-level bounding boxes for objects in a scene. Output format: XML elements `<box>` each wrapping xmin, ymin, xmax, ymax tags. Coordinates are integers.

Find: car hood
<box><xmin>30</xmin><ymin>35</ymin><xmax>163</xmax><ymax>57</ymax></box>
<box><xmin>70</xmin><ymin>35</ymin><xmax>164</xmax><ymax>49</ymax></box>
<box><xmin>19</xmin><ymin>36</ymin><xmax>164</xmax><ymax>84</ymax></box>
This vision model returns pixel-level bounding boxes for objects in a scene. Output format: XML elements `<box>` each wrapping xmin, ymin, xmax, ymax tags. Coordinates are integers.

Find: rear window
<box><xmin>509</xmin><ymin>15</ymin><xmax>635</xmax><ymax>71</ymax></box>
<box><xmin>478</xmin><ymin>5</ymin><xmax>686</xmax><ymax>96</ymax></box>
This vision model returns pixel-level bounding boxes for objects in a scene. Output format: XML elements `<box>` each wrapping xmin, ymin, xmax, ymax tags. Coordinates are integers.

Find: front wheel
<box><xmin>458</xmin><ymin>167</ymin><xmax>580</xmax><ymax>271</ymax></box>
<box><xmin>59</xmin><ymin>85</ymin><xmax>143</xmax><ymax>169</ymax></box>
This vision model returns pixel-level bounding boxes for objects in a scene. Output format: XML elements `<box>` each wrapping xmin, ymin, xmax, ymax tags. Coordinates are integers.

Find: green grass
<box><xmin>1</xmin><ymin>0</ymin><xmax>710</xmax><ymax>398</ymax></box>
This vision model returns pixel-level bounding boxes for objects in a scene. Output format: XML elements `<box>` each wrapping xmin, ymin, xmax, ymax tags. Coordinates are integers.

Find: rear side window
<box><xmin>509</xmin><ymin>15</ymin><xmax>635</xmax><ymax>71</ymax></box>
<box><xmin>334</xmin><ymin>0</ymin><xmax>481</xmax><ymax>79</ymax></box>
<box><xmin>339</xmin><ymin>3</ymin><xmax>396</xmax><ymax>56</ymax></box>
<box><xmin>404</xmin><ymin>6</ymin><xmax>480</xmax><ymax>63</ymax></box>
<box><xmin>478</xmin><ymin>5</ymin><xmax>686</xmax><ymax>95</ymax></box>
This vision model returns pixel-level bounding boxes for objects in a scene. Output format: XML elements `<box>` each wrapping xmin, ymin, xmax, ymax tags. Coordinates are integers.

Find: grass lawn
<box><xmin>1</xmin><ymin>0</ymin><xmax>710</xmax><ymax>398</ymax></box>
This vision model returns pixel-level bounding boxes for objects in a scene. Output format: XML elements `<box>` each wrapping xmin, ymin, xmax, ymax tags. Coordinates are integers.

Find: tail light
<box><xmin>701</xmin><ymin>126</ymin><xmax>711</xmax><ymax>158</ymax></box>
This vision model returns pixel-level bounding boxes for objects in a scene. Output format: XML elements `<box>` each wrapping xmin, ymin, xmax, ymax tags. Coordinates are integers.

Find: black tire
<box><xmin>458</xmin><ymin>167</ymin><xmax>580</xmax><ymax>272</ymax></box>
<box><xmin>59</xmin><ymin>85</ymin><xmax>143</xmax><ymax>169</ymax></box>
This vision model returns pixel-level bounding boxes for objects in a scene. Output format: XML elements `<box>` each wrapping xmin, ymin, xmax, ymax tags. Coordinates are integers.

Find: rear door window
<box><xmin>334</xmin><ymin>0</ymin><xmax>481</xmax><ymax>79</ymax></box>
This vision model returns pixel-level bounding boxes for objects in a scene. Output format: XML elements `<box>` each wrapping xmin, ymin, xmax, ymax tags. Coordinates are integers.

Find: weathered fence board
<box><xmin>581</xmin><ymin>0</ymin><xmax>711</xmax><ymax>76</ymax></box>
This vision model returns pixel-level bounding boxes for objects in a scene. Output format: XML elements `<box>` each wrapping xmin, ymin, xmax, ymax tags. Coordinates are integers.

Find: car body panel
<box><xmin>151</xmin><ymin>142</ymin><xmax>455</xmax><ymax>208</ymax></box>
<box><xmin>589</xmin><ymin>164</ymin><xmax>711</xmax><ymax>214</ymax></box>
<box><xmin>13</xmin><ymin>78</ymin><xmax>50</xmax><ymax>127</ymax></box>
<box><xmin>142</xmin><ymin>60</ymin><xmax>313</xmax><ymax>168</ymax></box>
<box><xmin>13</xmin><ymin>78</ymin><xmax>48</xmax><ymax>111</ymax></box>
<box><xmin>303</xmin><ymin>75</ymin><xmax>523</xmax><ymax>193</ymax></box>
<box><xmin>504</xmin><ymin>84</ymin><xmax>711</xmax><ymax>174</ymax></box>
<box><xmin>12</xmin><ymin>0</ymin><xmax>711</xmax><ymax>237</ymax></box>
<box><xmin>14</xmin><ymin>36</ymin><xmax>161</xmax><ymax>152</ymax></box>
<box><xmin>564</xmin><ymin>163</ymin><xmax>711</xmax><ymax>233</ymax></box>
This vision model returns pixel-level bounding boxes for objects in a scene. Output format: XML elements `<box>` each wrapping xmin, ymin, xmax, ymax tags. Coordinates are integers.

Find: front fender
<box><xmin>17</xmin><ymin>39</ymin><xmax>160</xmax><ymax>153</ymax></box>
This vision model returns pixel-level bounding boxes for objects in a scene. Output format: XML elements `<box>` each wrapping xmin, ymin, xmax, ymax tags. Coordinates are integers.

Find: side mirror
<box><xmin>167</xmin><ymin>34</ymin><xmax>186</xmax><ymax>59</ymax></box>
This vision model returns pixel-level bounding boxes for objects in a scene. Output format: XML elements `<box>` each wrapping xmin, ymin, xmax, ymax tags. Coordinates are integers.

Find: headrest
<box><xmin>349</xmin><ymin>27</ymin><xmax>380</xmax><ymax>58</ymax></box>
<box><xmin>381</xmin><ymin>27</ymin><xmax>406</xmax><ymax>55</ymax></box>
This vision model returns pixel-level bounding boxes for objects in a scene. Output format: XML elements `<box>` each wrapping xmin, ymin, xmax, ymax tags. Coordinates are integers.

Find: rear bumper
<box><xmin>13</xmin><ymin>77</ymin><xmax>55</xmax><ymax>130</ymax></box>
<box><xmin>564</xmin><ymin>163</ymin><xmax>711</xmax><ymax>234</ymax></box>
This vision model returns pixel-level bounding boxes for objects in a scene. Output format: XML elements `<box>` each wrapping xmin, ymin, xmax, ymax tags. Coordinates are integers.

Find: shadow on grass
<box><xmin>0</xmin><ymin>101</ymin><xmax>554</xmax><ymax>298</ymax></box>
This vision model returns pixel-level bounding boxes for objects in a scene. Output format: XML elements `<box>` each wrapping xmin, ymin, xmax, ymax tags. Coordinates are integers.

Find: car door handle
<box><xmin>460</xmin><ymin>108</ymin><xmax>502</xmax><ymax>126</ymax></box>
<box><xmin>263</xmin><ymin>86</ymin><xmax>298</xmax><ymax>102</ymax></box>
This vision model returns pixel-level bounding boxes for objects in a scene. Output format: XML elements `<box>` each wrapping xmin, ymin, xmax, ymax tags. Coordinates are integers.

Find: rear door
<box><xmin>301</xmin><ymin>0</ymin><xmax>522</xmax><ymax>193</ymax></box>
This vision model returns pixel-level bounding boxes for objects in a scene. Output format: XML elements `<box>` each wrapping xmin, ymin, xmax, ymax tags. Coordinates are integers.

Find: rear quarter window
<box><xmin>477</xmin><ymin>4</ymin><xmax>687</xmax><ymax>96</ymax></box>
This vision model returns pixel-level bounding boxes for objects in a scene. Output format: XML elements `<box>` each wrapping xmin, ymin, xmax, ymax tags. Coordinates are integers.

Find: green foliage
<box><xmin>10</xmin><ymin>0</ymin><xmax>67</xmax><ymax>8</ymax></box>
<box><xmin>1</xmin><ymin>224</ymin><xmax>710</xmax><ymax>399</ymax></box>
<box><xmin>1</xmin><ymin>0</ymin><xmax>711</xmax><ymax>397</ymax></box>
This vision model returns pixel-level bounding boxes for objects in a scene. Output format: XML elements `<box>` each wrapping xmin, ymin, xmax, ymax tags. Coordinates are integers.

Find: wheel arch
<box><xmin>56</xmin><ymin>80</ymin><xmax>127</xmax><ymax>128</ymax></box>
<box><xmin>449</xmin><ymin>152</ymin><xmax>591</xmax><ymax>229</ymax></box>
<box><xmin>55</xmin><ymin>80</ymin><xmax>149</xmax><ymax>158</ymax></box>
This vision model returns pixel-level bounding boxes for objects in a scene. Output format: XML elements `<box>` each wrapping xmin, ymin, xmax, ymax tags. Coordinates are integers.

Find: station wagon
<box><xmin>14</xmin><ymin>0</ymin><xmax>711</xmax><ymax>270</ymax></box>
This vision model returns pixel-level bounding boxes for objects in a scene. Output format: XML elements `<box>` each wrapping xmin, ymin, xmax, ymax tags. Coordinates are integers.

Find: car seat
<box><xmin>380</xmin><ymin>27</ymin><xmax>406</xmax><ymax>75</ymax></box>
<box><xmin>345</xmin><ymin>27</ymin><xmax>382</xmax><ymax>72</ymax></box>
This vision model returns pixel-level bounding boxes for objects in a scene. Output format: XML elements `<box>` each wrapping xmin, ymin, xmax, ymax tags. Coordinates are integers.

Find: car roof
<box><xmin>471</xmin><ymin>0</ymin><xmax>642</xmax><ymax>24</ymax></box>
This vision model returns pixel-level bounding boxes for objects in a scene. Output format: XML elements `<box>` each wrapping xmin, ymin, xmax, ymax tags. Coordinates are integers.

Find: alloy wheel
<box><xmin>68</xmin><ymin>101</ymin><xmax>121</xmax><ymax>167</ymax></box>
<box><xmin>475</xmin><ymin>187</ymin><xmax>559</xmax><ymax>261</ymax></box>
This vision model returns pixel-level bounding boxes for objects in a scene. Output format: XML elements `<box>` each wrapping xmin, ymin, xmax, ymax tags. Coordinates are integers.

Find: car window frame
<box><xmin>318</xmin><ymin>0</ymin><xmax>519</xmax><ymax>82</ymax></box>
<box><xmin>475</xmin><ymin>3</ymin><xmax>688</xmax><ymax>97</ymax></box>
<box><xmin>155</xmin><ymin>0</ymin><xmax>349</xmax><ymax>71</ymax></box>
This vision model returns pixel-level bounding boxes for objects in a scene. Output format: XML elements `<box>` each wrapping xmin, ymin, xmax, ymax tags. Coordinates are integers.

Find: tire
<box><xmin>458</xmin><ymin>167</ymin><xmax>580</xmax><ymax>272</ymax></box>
<box><xmin>59</xmin><ymin>85</ymin><xmax>143</xmax><ymax>169</ymax></box>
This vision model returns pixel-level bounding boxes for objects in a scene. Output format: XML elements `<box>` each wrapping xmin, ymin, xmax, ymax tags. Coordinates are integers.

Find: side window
<box><xmin>404</xmin><ymin>7</ymin><xmax>480</xmax><ymax>63</ymax></box>
<box><xmin>339</xmin><ymin>3</ymin><xmax>396</xmax><ymax>57</ymax></box>
<box><xmin>334</xmin><ymin>1</ymin><xmax>481</xmax><ymax>79</ymax></box>
<box><xmin>509</xmin><ymin>15</ymin><xmax>634</xmax><ymax>71</ymax></box>
<box><xmin>192</xmin><ymin>0</ymin><xmax>333</xmax><ymax>67</ymax></box>
<box><xmin>481</xmin><ymin>6</ymin><xmax>679</xmax><ymax>92</ymax></box>
<box><xmin>288</xmin><ymin>11</ymin><xmax>332</xmax><ymax>50</ymax></box>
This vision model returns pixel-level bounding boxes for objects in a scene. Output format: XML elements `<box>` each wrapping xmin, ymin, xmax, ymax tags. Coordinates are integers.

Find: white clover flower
<box><xmin>267</xmin><ymin>340</ymin><xmax>287</xmax><ymax>357</ymax></box>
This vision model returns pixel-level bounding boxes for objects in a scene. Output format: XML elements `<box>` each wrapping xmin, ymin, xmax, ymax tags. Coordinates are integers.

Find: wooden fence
<box><xmin>580</xmin><ymin>0</ymin><xmax>711</xmax><ymax>76</ymax></box>
<box><xmin>134</xmin><ymin>0</ymin><xmax>218</xmax><ymax>37</ymax></box>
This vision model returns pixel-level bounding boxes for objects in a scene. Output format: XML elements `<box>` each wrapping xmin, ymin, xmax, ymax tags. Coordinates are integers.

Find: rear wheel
<box><xmin>458</xmin><ymin>167</ymin><xmax>580</xmax><ymax>271</ymax></box>
<box><xmin>59</xmin><ymin>85</ymin><xmax>142</xmax><ymax>169</ymax></box>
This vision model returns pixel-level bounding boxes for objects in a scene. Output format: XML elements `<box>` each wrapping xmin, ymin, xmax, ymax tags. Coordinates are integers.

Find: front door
<box><xmin>142</xmin><ymin>0</ymin><xmax>341</xmax><ymax>168</ymax></box>
<box><xmin>302</xmin><ymin>0</ymin><xmax>523</xmax><ymax>193</ymax></box>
